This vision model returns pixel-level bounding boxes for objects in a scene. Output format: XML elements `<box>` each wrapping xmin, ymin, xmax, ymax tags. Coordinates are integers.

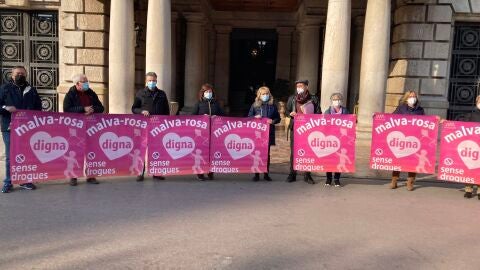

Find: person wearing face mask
<box><xmin>390</xmin><ymin>90</ymin><xmax>425</xmax><ymax>191</ymax></box>
<box><xmin>132</xmin><ymin>72</ymin><xmax>170</xmax><ymax>182</ymax></box>
<box><xmin>192</xmin><ymin>83</ymin><xmax>224</xmax><ymax>180</ymax></box>
<box><xmin>1</xmin><ymin>66</ymin><xmax>42</xmax><ymax>193</ymax></box>
<box><xmin>247</xmin><ymin>86</ymin><xmax>280</xmax><ymax>181</ymax></box>
<box><xmin>63</xmin><ymin>73</ymin><xmax>105</xmax><ymax>186</ymax></box>
<box><xmin>463</xmin><ymin>95</ymin><xmax>480</xmax><ymax>199</ymax></box>
<box><xmin>286</xmin><ymin>79</ymin><xmax>321</xmax><ymax>184</ymax></box>
<box><xmin>324</xmin><ymin>92</ymin><xmax>350</xmax><ymax>187</ymax></box>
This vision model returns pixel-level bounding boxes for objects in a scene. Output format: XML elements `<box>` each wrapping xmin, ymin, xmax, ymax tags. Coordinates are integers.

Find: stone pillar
<box><xmin>109</xmin><ymin>0</ymin><xmax>135</xmax><ymax>113</ymax></box>
<box><xmin>275</xmin><ymin>27</ymin><xmax>294</xmax><ymax>81</ymax></box>
<box><xmin>347</xmin><ymin>16</ymin><xmax>364</xmax><ymax>112</ymax></box>
<box><xmin>145</xmin><ymin>0</ymin><xmax>171</xmax><ymax>99</ymax></box>
<box><xmin>214</xmin><ymin>25</ymin><xmax>232</xmax><ymax>109</ymax></box>
<box><xmin>171</xmin><ymin>12</ymin><xmax>178</xmax><ymax>102</ymax></box>
<box><xmin>183</xmin><ymin>13</ymin><xmax>204</xmax><ymax>111</ymax></box>
<box><xmin>296</xmin><ymin>21</ymin><xmax>320</xmax><ymax>95</ymax></box>
<box><xmin>321</xmin><ymin>0</ymin><xmax>351</xmax><ymax>111</ymax></box>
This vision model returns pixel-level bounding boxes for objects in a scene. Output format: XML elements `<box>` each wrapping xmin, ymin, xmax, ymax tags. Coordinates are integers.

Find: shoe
<box><xmin>136</xmin><ymin>175</ymin><xmax>144</xmax><ymax>182</ymax></box>
<box><xmin>464</xmin><ymin>192</ymin><xmax>473</xmax><ymax>199</ymax></box>
<box><xmin>263</xmin><ymin>173</ymin><xmax>272</xmax><ymax>181</ymax></box>
<box><xmin>70</xmin><ymin>178</ymin><xmax>78</xmax><ymax>186</ymax></box>
<box><xmin>286</xmin><ymin>173</ymin><xmax>296</xmax><ymax>182</ymax></box>
<box><xmin>86</xmin><ymin>178</ymin><xmax>99</xmax><ymax>184</ymax></box>
<box><xmin>19</xmin><ymin>183</ymin><xmax>36</xmax><ymax>190</ymax></box>
<box><xmin>304</xmin><ymin>173</ymin><xmax>316</xmax><ymax>185</ymax></box>
<box><xmin>2</xmin><ymin>184</ymin><xmax>13</xmax><ymax>193</ymax></box>
<box><xmin>207</xmin><ymin>172</ymin><xmax>214</xmax><ymax>180</ymax></box>
<box><xmin>334</xmin><ymin>179</ymin><xmax>341</xmax><ymax>187</ymax></box>
<box><xmin>197</xmin><ymin>174</ymin><xmax>206</xmax><ymax>181</ymax></box>
<box><xmin>390</xmin><ymin>176</ymin><xmax>399</xmax><ymax>189</ymax></box>
<box><xmin>406</xmin><ymin>177</ymin><xmax>415</xmax><ymax>191</ymax></box>
<box><xmin>478</xmin><ymin>194</ymin><xmax>480</xmax><ymax>200</ymax></box>
<box><xmin>325</xmin><ymin>179</ymin><xmax>332</xmax><ymax>186</ymax></box>
<box><xmin>153</xmin><ymin>175</ymin><xmax>165</xmax><ymax>180</ymax></box>
<box><xmin>252</xmin><ymin>173</ymin><xmax>260</xmax><ymax>182</ymax></box>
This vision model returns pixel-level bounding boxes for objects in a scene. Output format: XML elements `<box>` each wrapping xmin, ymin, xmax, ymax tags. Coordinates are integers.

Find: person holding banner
<box><xmin>247</xmin><ymin>86</ymin><xmax>280</xmax><ymax>181</ymax></box>
<box><xmin>324</xmin><ymin>92</ymin><xmax>350</xmax><ymax>187</ymax></box>
<box><xmin>390</xmin><ymin>90</ymin><xmax>425</xmax><ymax>191</ymax></box>
<box><xmin>63</xmin><ymin>73</ymin><xmax>105</xmax><ymax>186</ymax></box>
<box><xmin>464</xmin><ymin>95</ymin><xmax>480</xmax><ymax>199</ymax></box>
<box><xmin>132</xmin><ymin>72</ymin><xmax>170</xmax><ymax>182</ymax></box>
<box><xmin>192</xmin><ymin>83</ymin><xmax>224</xmax><ymax>180</ymax></box>
<box><xmin>1</xmin><ymin>66</ymin><xmax>42</xmax><ymax>193</ymax></box>
<box><xmin>286</xmin><ymin>79</ymin><xmax>321</xmax><ymax>184</ymax></box>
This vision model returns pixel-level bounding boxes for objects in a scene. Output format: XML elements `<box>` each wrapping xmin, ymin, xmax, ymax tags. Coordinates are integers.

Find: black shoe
<box><xmin>252</xmin><ymin>173</ymin><xmax>260</xmax><ymax>182</ymax></box>
<box><xmin>70</xmin><ymin>178</ymin><xmax>78</xmax><ymax>186</ymax></box>
<box><xmin>19</xmin><ymin>183</ymin><xmax>36</xmax><ymax>190</ymax></box>
<box><xmin>2</xmin><ymin>184</ymin><xmax>13</xmax><ymax>193</ymax></box>
<box><xmin>136</xmin><ymin>175</ymin><xmax>144</xmax><ymax>182</ymax></box>
<box><xmin>86</xmin><ymin>178</ymin><xmax>99</xmax><ymax>184</ymax></box>
<box><xmin>325</xmin><ymin>179</ymin><xmax>332</xmax><ymax>186</ymax></box>
<box><xmin>478</xmin><ymin>194</ymin><xmax>480</xmax><ymax>200</ymax></box>
<box><xmin>464</xmin><ymin>192</ymin><xmax>473</xmax><ymax>199</ymax></box>
<box><xmin>334</xmin><ymin>179</ymin><xmax>341</xmax><ymax>187</ymax></box>
<box><xmin>263</xmin><ymin>173</ymin><xmax>272</xmax><ymax>181</ymax></box>
<box><xmin>153</xmin><ymin>175</ymin><xmax>165</xmax><ymax>180</ymax></box>
<box><xmin>304</xmin><ymin>173</ymin><xmax>316</xmax><ymax>185</ymax></box>
<box><xmin>197</xmin><ymin>174</ymin><xmax>206</xmax><ymax>181</ymax></box>
<box><xmin>286</xmin><ymin>173</ymin><xmax>296</xmax><ymax>182</ymax></box>
<box><xmin>207</xmin><ymin>172</ymin><xmax>214</xmax><ymax>180</ymax></box>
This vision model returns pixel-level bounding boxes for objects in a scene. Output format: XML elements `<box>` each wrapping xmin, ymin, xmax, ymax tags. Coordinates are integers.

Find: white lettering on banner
<box><xmin>224</xmin><ymin>134</ymin><xmax>255</xmax><ymax>160</ymax></box>
<box><xmin>374</xmin><ymin>116</ymin><xmax>436</xmax><ymax>134</ymax></box>
<box><xmin>296</xmin><ymin>117</ymin><xmax>354</xmax><ymax>135</ymax></box>
<box><xmin>87</xmin><ymin>117</ymin><xmax>148</xmax><ymax>136</ymax></box>
<box><xmin>99</xmin><ymin>132</ymin><xmax>134</xmax><ymax>160</ymax></box>
<box><xmin>15</xmin><ymin>115</ymin><xmax>84</xmax><ymax>136</ymax></box>
<box><xmin>213</xmin><ymin>120</ymin><xmax>268</xmax><ymax>138</ymax></box>
<box><xmin>307</xmin><ymin>131</ymin><xmax>340</xmax><ymax>158</ymax></box>
<box><xmin>457</xmin><ymin>140</ymin><xmax>480</xmax><ymax>169</ymax></box>
<box><xmin>150</xmin><ymin>118</ymin><xmax>208</xmax><ymax>137</ymax></box>
<box><xmin>29</xmin><ymin>131</ymin><xmax>69</xmax><ymax>163</ymax></box>
<box><xmin>162</xmin><ymin>132</ymin><xmax>195</xmax><ymax>159</ymax></box>
<box><xmin>386</xmin><ymin>131</ymin><xmax>420</xmax><ymax>158</ymax></box>
<box><xmin>444</xmin><ymin>126</ymin><xmax>480</xmax><ymax>143</ymax></box>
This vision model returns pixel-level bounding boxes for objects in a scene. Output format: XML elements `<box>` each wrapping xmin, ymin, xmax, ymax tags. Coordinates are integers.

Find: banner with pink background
<box><xmin>210</xmin><ymin>116</ymin><xmax>269</xmax><ymax>174</ymax></box>
<box><xmin>293</xmin><ymin>114</ymin><xmax>356</xmax><ymax>172</ymax></box>
<box><xmin>438</xmin><ymin>121</ymin><xmax>480</xmax><ymax>184</ymax></box>
<box><xmin>147</xmin><ymin>115</ymin><xmax>210</xmax><ymax>176</ymax></box>
<box><xmin>84</xmin><ymin>114</ymin><xmax>148</xmax><ymax>178</ymax></box>
<box><xmin>370</xmin><ymin>113</ymin><xmax>439</xmax><ymax>173</ymax></box>
<box><xmin>10</xmin><ymin>110</ymin><xmax>86</xmax><ymax>183</ymax></box>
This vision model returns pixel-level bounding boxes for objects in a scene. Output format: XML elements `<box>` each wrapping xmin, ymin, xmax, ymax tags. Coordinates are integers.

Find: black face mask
<box><xmin>14</xmin><ymin>75</ymin><xmax>26</xmax><ymax>86</ymax></box>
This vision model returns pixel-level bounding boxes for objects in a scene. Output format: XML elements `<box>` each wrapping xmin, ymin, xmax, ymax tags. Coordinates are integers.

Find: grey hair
<box><xmin>330</xmin><ymin>92</ymin><xmax>343</xmax><ymax>100</ymax></box>
<box><xmin>145</xmin><ymin>72</ymin><xmax>157</xmax><ymax>78</ymax></box>
<box><xmin>72</xmin><ymin>73</ymin><xmax>87</xmax><ymax>84</ymax></box>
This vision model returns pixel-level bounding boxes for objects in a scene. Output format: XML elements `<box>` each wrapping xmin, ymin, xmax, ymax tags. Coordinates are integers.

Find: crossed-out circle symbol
<box><xmin>444</xmin><ymin>158</ymin><xmax>453</xmax><ymax>166</ymax></box>
<box><xmin>152</xmin><ymin>152</ymin><xmax>160</xmax><ymax>160</ymax></box>
<box><xmin>15</xmin><ymin>154</ymin><xmax>25</xmax><ymax>163</ymax></box>
<box><xmin>375</xmin><ymin>148</ymin><xmax>383</xmax><ymax>156</ymax></box>
<box><xmin>87</xmin><ymin>152</ymin><xmax>96</xmax><ymax>160</ymax></box>
<box><xmin>214</xmin><ymin>151</ymin><xmax>222</xmax><ymax>159</ymax></box>
<box><xmin>297</xmin><ymin>149</ymin><xmax>305</xmax><ymax>157</ymax></box>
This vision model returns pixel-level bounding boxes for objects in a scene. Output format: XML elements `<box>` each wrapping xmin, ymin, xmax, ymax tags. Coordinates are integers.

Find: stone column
<box><xmin>145</xmin><ymin>0</ymin><xmax>171</xmax><ymax>99</ymax></box>
<box><xmin>171</xmin><ymin>12</ymin><xmax>178</xmax><ymax>102</ymax></box>
<box><xmin>275</xmin><ymin>27</ymin><xmax>294</xmax><ymax>81</ymax></box>
<box><xmin>347</xmin><ymin>16</ymin><xmax>365</xmax><ymax>112</ymax></box>
<box><xmin>321</xmin><ymin>0</ymin><xmax>351</xmax><ymax>111</ymax></box>
<box><xmin>296</xmin><ymin>22</ymin><xmax>320</xmax><ymax>95</ymax></box>
<box><xmin>357</xmin><ymin>0</ymin><xmax>391</xmax><ymax>130</ymax></box>
<box><xmin>109</xmin><ymin>0</ymin><xmax>135</xmax><ymax>113</ymax></box>
<box><xmin>183</xmin><ymin>13</ymin><xmax>204</xmax><ymax>111</ymax></box>
<box><xmin>214</xmin><ymin>25</ymin><xmax>232</xmax><ymax>109</ymax></box>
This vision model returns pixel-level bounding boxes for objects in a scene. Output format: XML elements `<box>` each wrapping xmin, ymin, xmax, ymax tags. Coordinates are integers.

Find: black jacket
<box><xmin>0</xmin><ymin>81</ymin><xmax>42</xmax><ymax>131</ymax></box>
<box><xmin>63</xmin><ymin>86</ymin><xmax>104</xmax><ymax>113</ymax></box>
<box><xmin>324</xmin><ymin>106</ymin><xmax>350</xmax><ymax>115</ymax></box>
<box><xmin>286</xmin><ymin>94</ymin><xmax>321</xmax><ymax>130</ymax></box>
<box><xmin>393</xmin><ymin>104</ymin><xmax>425</xmax><ymax>115</ymax></box>
<box><xmin>192</xmin><ymin>98</ymin><xmax>224</xmax><ymax>116</ymax></box>
<box><xmin>248</xmin><ymin>102</ymin><xmax>281</xmax><ymax>146</ymax></box>
<box><xmin>132</xmin><ymin>87</ymin><xmax>170</xmax><ymax>115</ymax></box>
<box><xmin>469</xmin><ymin>109</ymin><xmax>480</xmax><ymax>122</ymax></box>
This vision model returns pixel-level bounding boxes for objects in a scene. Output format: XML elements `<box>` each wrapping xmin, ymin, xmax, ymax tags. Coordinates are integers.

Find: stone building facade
<box><xmin>1</xmin><ymin>0</ymin><xmax>479</xmax><ymax>132</ymax></box>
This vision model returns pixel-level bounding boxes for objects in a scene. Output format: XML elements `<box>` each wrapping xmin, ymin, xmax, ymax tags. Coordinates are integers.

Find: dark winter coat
<box><xmin>469</xmin><ymin>109</ymin><xmax>480</xmax><ymax>122</ymax></box>
<box><xmin>286</xmin><ymin>94</ymin><xmax>322</xmax><ymax>130</ymax></box>
<box><xmin>0</xmin><ymin>81</ymin><xmax>42</xmax><ymax>131</ymax></box>
<box><xmin>132</xmin><ymin>87</ymin><xmax>170</xmax><ymax>115</ymax></box>
<box><xmin>63</xmin><ymin>85</ymin><xmax>104</xmax><ymax>113</ymax></box>
<box><xmin>248</xmin><ymin>101</ymin><xmax>281</xmax><ymax>146</ymax></box>
<box><xmin>324</xmin><ymin>106</ymin><xmax>350</xmax><ymax>115</ymax></box>
<box><xmin>393</xmin><ymin>104</ymin><xmax>425</xmax><ymax>115</ymax></box>
<box><xmin>192</xmin><ymin>98</ymin><xmax>224</xmax><ymax>116</ymax></box>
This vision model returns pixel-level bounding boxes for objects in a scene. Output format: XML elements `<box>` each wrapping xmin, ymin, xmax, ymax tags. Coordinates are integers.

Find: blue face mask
<box><xmin>261</xmin><ymin>95</ymin><xmax>270</xmax><ymax>102</ymax></box>
<box><xmin>147</xmin><ymin>81</ymin><xmax>157</xmax><ymax>90</ymax></box>
<box><xmin>82</xmin><ymin>82</ymin><xmax>89</xmax><ymax>91</ymax></box>
<box><xmin>204</xmin><ymin>92</ymin><xmax>213</xmax><ymax>99</ymax></box>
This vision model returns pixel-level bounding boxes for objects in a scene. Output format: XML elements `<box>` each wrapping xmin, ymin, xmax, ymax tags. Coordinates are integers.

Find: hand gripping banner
<box><xmin>210</xmin><ymin>116</ymin><xmax>270</xmax><ymax>174</ymax></box>
<box><xmin>293</xmin><ymin>114</ymin><xmax>356</xmax><ymax>172</ymax></box>
<box><xmin>438</xmin><ymin>121</ymin><xmax>480</xmax><ymax>184</ymax></box>
<box><xmin>84</xmin><ymin>114</ymin><xmax>148</xmax><ymax>178</ymax></box>
<box><xmin>147</xmin><ymin>115</ymin><xmax>210</xmax><ymax>176</ymax></box>
<box><xmin>10</xmin><ymin>110</ymin><xmax>86</xmax><ymax>183</ymax></box>
<box><xmin>370</xmin><ymin>113</ymin><xmax>439</xmax><ymax>173</ymax></box>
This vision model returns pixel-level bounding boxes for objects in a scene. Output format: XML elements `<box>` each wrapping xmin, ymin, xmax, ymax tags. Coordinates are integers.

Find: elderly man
<box><xmin>63</xmin><ymin>73</ymin><xmax>104</xmax><ymax>186</ymax></box>
<box><xmin>1</xmin><ymin>66</ymin><xmax>42</xmax><ymax>193</ymax></box>
<box><xmin>132</xmin><ymin>71</ymin><xmax>170</xmax><ymax>181</ymax></box>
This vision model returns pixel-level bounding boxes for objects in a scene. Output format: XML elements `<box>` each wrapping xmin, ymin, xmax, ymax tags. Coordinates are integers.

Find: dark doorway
<box><xmin>229</xmin><ymin>29</ymin><xmax>278</xmax><ymax>116</ymax></box>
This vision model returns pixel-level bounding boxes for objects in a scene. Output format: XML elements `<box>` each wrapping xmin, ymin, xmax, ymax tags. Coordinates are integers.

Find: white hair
<box><xmin>72</xmin><ymin>73</ymin><xmax>87</xmax><ymax>84</ymax></box>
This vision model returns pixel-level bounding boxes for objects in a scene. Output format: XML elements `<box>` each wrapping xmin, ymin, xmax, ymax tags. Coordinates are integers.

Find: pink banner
<box><xmin>147</xmin><ymin>115</ymin><xmax>210</xmax><ymax>176</ymax></box>
<box><xmin>210</xmin><ymin>116</ymin><xmax>269</xmax><ymax>174</ymax></box>
<box><xmin>370</xmin><ymin>113</ymin><xmax>439</xmax><ymax>173</ymax></box>
<box><xmin>10</xmin><ymin>110</ymin><xmax>86</xmax><ymax>183</ymax></box>
<box><xmin>85</xmin><ymin>114</ymin><xmax>148</xmax><ymax>178</ymax></box>
<box><xmin>438</xmin><ymin>121</ymin><xmax>480</xmax><ymax>184</ymax></box>
<box><xmin>293</xmin><ymin>114</ymin><xmax>356</xmax><ymax>172</ymax></box>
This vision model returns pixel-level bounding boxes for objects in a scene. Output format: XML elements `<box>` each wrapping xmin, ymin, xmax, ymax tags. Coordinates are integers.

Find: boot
<box><xmin>263</xmin><ymin>173</ymin><xmax>272</xmax><ymax>181</ymax></box>
<box><xmin>286</xmin><ymin>172</ymin><xmax>296</xmax><ymax>182</ymax></box>
<box><xmin>390</xmin><ymin>176</ymin><xmax>399</xmax><ymax>189</ymax></box>
<box><xmin>252</xmin><ymin>173</ymin><xmax>260</xmax><ymax>182</ymax></box>
<box><xmin>406</xmin><ymin>177</ymin><xmax>415</xmax><ymax>191</ymax></box>
<box><xmin>304</xmin><ymin>172</ymin><xmax>316</xmax><ymax>185</ymax></box>
<box><xmin>70</xmin><ymin>178</ymin><xmax>78</xmax><ymax>186</ymax></box>
<box><xmin>464</xmin><ymin>192</ymin><xmax>473</xmax><ymax>199</ymax></box>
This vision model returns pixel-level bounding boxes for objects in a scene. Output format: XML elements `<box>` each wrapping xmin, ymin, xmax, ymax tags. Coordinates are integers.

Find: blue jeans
<box><xmin>2</xmin><ymin>131</ymin><xmax>11</xmax><ymax>185</ymax></box>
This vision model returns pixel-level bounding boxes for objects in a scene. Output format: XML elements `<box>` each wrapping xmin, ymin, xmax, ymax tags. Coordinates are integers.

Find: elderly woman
<box><xmin>247</xmin><ymin>86</ymin><xmax>280</xmax><ymax>181</ymax></box>
<box><xmin>464</xmin><ymin>95</ymin><xmax>480</xmax><ymax>199</ymax></box>
<box><xmin>324</xmin><ymin>92</ymin><xmax>350</xmax><ymax>187</ymax></box>
<box><xmin>390</xmin><ymin>90</ymin><xmax>424</xmax><ymax>191</ymax></box>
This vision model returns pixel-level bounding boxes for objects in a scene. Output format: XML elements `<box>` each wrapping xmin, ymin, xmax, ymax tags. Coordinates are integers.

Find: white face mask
<box><xmin>203</xmin><ymin>92</ymin><xmax>213</xmax><ymax>99</ymax></box>
<box><xmin>296</xmin><ymin>88</ymin><xmax>304</xmax><ymax>94</ymax></box>
<box><xmin>332</xmin><ymin>100</ymin><xmax>341</xmax><ymax>107</ymax></box>
<box><xmin>407</xmin><ymin>97</ymin><xmax>417</xmax><ymax>106</ymax></box>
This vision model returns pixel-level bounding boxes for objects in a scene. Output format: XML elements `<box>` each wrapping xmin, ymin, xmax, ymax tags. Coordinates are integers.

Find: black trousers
<box><xmin>289</xmin><ymin>128</ymin><xmax>296</xmax><ymax>174</ymax></box>
<box><xmin>326</xmin><ymin>172</ymin><xmax>341</xmax><ymax>180</ymax></box>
